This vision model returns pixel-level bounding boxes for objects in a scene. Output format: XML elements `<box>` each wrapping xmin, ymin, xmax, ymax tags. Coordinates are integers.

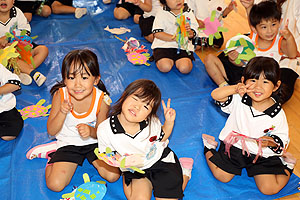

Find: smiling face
<box><xmin>243</xmin><ymin>72</ymin><xmax>280</xmax><ymax>105</ymax></box>
<box><xmin>0</xmin><ymin>0</ymin><xmax>14</xmax><ymax>14</ymax></box>
<box><xmin>252</xmin><ymin>18</ymin><xmax>280</xmax><ymax>41</ymax></box>
<box><xmin>165</xmin><ymin>0</ymin><xmax>184</xmax><ymax>14</ymax></box>
<box><xmin>119</xmin><ymin>92</ymin><xmax>153</xmax><ymax>125</ymax></box>
<box><xmin>64</xmin><ymin>62</ymin><xmax>99</xmax><ymax>101</ymax></box>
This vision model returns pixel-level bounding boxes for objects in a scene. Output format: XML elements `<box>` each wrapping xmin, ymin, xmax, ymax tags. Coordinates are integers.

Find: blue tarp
<box><xmin>1</xmin><ymin>0</ymin><xmax>299</xmax><ymax>199</ymax></box>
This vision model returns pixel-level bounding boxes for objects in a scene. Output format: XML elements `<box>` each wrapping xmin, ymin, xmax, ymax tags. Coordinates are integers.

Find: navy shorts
<box><xmin>0</xmin><ymin>108</ymin><xmax>23</xmax><ymax>138</ymax></box>
<box><xmin>153</xmin><ymin>48</ymin><xmax>195</xmax><ymax>63</ymax></box>
<box><xmin>123</xmin><ymin>147</ymin><xmax>184</xmax><ymax>199</ymax></box>
<box><xmin>48</xmin><ymin>143</ymin><xmax>98</xmax><ymax>166</ymax></box>
<box><xmin>14</xmin><ymin>0</ymin><xmax>52</xmax><ymax>13</ymax></box>
<box><xmin>116</xmin><ymin>0</ymin><xmax>143</xmax><ymax>16</ymax></box>
<box><xmin>209</xmin><ymin>141</ymin><xmax>288</xmax><ymax>177</ymax></box>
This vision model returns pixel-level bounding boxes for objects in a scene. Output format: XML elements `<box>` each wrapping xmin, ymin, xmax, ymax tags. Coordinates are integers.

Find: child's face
<box><xmin>120</xmin><ymin>93</ymin><xmax>153</xmax><ymax>124</ymax></box>
<box><xmin>64</xmin><ymin>63</ymin><xmax>100</xmax><ymax>101</ymax></box>
<box><xmin>252</xmin><ymin>19</ymin><xmax>280</xmax><ymax>41</ymax></box>
<box><xmin>0</xmin><ymin>0</ymin><xmax>14</xmax><ymax>13</ymax></box>
<box><xmin>165</xmin><ymin>0</ymin><xmax>184</xmax><ymax>14</ymax></box>
<box><xmin>244</xmin><ymin>73</ymin><xmax>280</xmax><ymax>104</ymax></box>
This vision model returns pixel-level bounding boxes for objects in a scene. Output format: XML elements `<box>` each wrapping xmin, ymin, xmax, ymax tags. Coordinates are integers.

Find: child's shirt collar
<box><xmin>163</xmin><ymin>3</ymin><xmax>189</xmax><ymax>13</ymax></box>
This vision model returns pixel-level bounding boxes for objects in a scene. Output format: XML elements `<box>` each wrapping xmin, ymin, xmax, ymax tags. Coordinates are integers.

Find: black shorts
<box><xmin>0</xmin><ymin>107</ymin><xmax>23</xmax><ymax>138</ymax></box>
<box><xmin>277</xmin><ymin>68</ymin><xmax>299</xmax><ymax>104</ymax></box>
<box><xmin>139</xmin><ymin>15</ymin><xmax>154</xmax><ymax>37</ymax></box>
<box><xmin>116</xmin><ymin>0</ymin><xmax>143</xmax><ymax>16</ymax></box>
<box><xmin>123</xmin><ymin>147</ymin><xmax>184</xmax><ymax>199</ymax></box>
<box><xmin>153</xmin><ymin>48</ymin><xmax>195</xmax><ymax>63</ymax></box>
<box><xmin>49</xmin><ymin>0</ymin><xmax>72</xmax><ymax>6</ymax></box>
<box><xmin>48</xmin><ymin>143</ymin><xmax>98</xmax><ymax>166</ymax></box>
<box><xmin>14</xmin><ymin>0</ymin><xmax>52</xmax><ymax>13</ymax></box>
<box><xmin>209</xmin><ymin>141</ymin><xmax>288</xmax><ymax>177</ymax></box>
<box><xmin>218</xmin><ymin>52</ymin><xmax>244</xmax><ymax>85</ymax></box>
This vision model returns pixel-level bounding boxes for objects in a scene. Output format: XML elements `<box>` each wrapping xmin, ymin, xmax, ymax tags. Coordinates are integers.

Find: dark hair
<box><xmin>159</xmin><ymin>0</ymin><xmax>166</xmax><ymax>6</ymax></box>
<box><xmin>249</xmin><ymin>0</ymin><xmax>281</xmax><ymax>27</ymax></box>
<box><xmin>243</xmin><ymin>56</ymin><xmax>280</xmax><ymax>86</ymax></box>
<box><xmin>277</xmin><ymin>0</ymin><xmax>287</xmax><ymax>9</ymax></box>
<box><xmin>110</xmin><ymin>79</ymin><xmax>161</xmax><ymax>121</ymax></box>
<box><xmin>50</xmin><ymin>49</ymin><xmax>108</xmax><ymax>96</ymax></box>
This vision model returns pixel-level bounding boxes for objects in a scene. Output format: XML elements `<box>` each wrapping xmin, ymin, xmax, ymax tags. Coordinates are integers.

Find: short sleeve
<box><xmin>217</xmin><ymin>94</ymin><xmax>240</xmax><ymax>114</ymax></box>
<box><xmin>97</xmin><ymin>119</ymin><xmax>115</xmax><ymax>153</ymax></box>
<box><xmin>0</xmin><ymin>64</ymin><xmax>20</xmax><ymax>86</ymax></box>
<box><xmin>15</xmin><ymin>7</ymin><xmax>31</xmax><ymax>34</ymax></box>
<box><xmin>152</xmin><ymin>9</ymin><xmax>165</xmax><ymax>33</ymax></box>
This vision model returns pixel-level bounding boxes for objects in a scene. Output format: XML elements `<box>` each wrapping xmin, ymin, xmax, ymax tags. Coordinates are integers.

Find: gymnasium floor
<box><xmin>0</xmin><ymin>0</ymin><xmax>299</xmax><ymax>199</ymax></box>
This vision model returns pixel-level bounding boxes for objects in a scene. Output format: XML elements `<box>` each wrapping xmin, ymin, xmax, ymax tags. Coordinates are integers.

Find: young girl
<box><xmin>0</xmin><ymin>64</ymin><xmax>23</xmax><ymax>141</ymax></box>
<box><xmin>45</xmin><ymin>49</ymin><xmax>120</xmax><ymax>192</ymax></box>
<box><xmin>151</xmin><ymin>0</ymin><xmax>198</xmax><ymax>74</ymax></box>
<box><xmin>202</xmin><ymin>56</ymin><xmax>296</xmax><ymax>195</ymax></box>
<box><xmin>97</xmin><ymin>79</ymin><xmax>193</xmax><ymax>199</ymax></box>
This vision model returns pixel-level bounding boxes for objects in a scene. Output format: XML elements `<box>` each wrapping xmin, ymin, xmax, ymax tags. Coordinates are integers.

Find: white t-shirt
<box><xmin>143</xmin><ymin>0</ymin><xmax>163</xmax><ymax>18</ymax></box>
<box><xmin>151</xmin><ymin>4</ymin><xmax>198</xmax><ymax>51</ymax></box>
<box><xmin>55</xmin><ymin>87</ymin><xmax>104</xmax><ymax>148</ymax></box>
<box><xmin>217</xmin><ymin>93</ymin><xmax>289</xmax><ymax>158</ymax></box>
<box><xmin>0</xmin><ymin>64</ymin><xmax>20</xmax><ymax>113</ymax></box>
<box><xmin>0</xmin><ymin>6</ymin><xmax>31</xmax><ymax>37</ymax></box>
<box><xmin>97</xmin><ymin>115</ymin><xmax>169</xmax><ymax>171</ymax></box>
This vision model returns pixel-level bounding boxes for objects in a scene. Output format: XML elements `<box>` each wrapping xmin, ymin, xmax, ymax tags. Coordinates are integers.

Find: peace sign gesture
<box><xmin>280</xmin><ymin>19</ymin><xmax>293</xmax><ymax>40</ymax></box>
<box><xmin>162</xmin><ymin>98</ymin><xmax>176</xmax><ymax>122</ymax></box>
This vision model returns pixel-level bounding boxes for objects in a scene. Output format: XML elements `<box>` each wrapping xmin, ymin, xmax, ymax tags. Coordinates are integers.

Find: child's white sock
<box><xmin>75</xmin><ymin>8</ymin><xmax>87</xmax><ymax>19</ymax></box>
<box><xmin>19</xmin><ymin>73</ymin><xmax>32</xmax><ymax>85</ymax></box>
<box><xmin>26</xmin><ymin>141</ymin><xmax>57</xmax><ymax>160</ymax></box>
<box><xmin>179</xmin><ymin>157</ymin><xmax>194</xmax><ymax>180</ymax></box>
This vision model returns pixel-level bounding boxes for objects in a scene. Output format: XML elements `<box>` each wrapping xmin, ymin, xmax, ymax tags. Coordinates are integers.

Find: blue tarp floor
<box><xmin>1</xmin><ymin>0</ymin><xmax>299</xmax><ymax>199</ymax></box>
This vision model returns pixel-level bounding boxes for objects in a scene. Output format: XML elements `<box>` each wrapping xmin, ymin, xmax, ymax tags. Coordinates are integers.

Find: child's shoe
<box><xmin>18</xmin><ymin>73</ymin><xmax>32</xmax><ymax>85</ymax></box>
<box><xmin>75</xmin><ymin>8</ymin><xmax>87</xmax><ymax>19</ymax></box>
<box><xmin>179</xmin><ymin>157</ymin><xmax>194</xmax><ymax>180</ymax></box>
<box><xmin>26</xmin><ymin>141</ymin><xmax>57</xmax><ymax>160</ymax></box>
<box><xmin>103</xmin><ymin>0</ymin><xmax>112</xmax><ymax>4</ymax></box>
<box><xmin>202</xmin><ymin>134</ymin><xmax>218</xmax><ymax>150</ymax></box>
<box><xmin>32</xmin><ymin>71</ymin><xmax>46</xmax><ymax>86</ymax></box>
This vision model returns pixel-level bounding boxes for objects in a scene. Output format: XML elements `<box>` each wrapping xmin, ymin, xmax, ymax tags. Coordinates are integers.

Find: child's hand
<box><xmin>280</xmin><ymin>20</ymin><xmax>293</xmax><ymax>40</ymax></box>
<box><xmin>162</xmin><ymin>98</ymin><xmax>176</xmax><ymax>122</ymax></box>
<box><xmin>76</xmin><ymin>123</ymin><xmax>91</xmax><ymax>138</ymax></box>
<box><xmin>0</xmin><ymin>36</ymin><xmax>8</xmax><ymax>49</ymax></box>
<box><xmin>60</xmin><ymin>100</ymin><xmax>73</xmax><ymax>114</ymax></box>
<box><xmin>197</xmin><ymin>19</ymin><xmax>205</xmax><ymax>29</ymax></box>
<box><xmin>228</xmin><ymin>50</ymin><xmax>239</xmax><ymax>62</ymax></box>
<box><xmin>235</xmin><ymin>82</ymin><xmax>255</xmax><ymax>96</ymax></box>
<box><xmin>258</xmin><ymin>136</ymin><xmax>277</xmax><ymax>148</ymax></box>
<box><xmin>239</xmin><ymin>0</ymin><xmax>254</xmax><ymax>9</ymax></box>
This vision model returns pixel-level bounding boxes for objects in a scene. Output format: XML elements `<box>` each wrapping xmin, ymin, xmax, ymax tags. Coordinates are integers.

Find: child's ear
<box><xmin>273</xmin><ymin>80</ymin><xmax>281</xmax><ymax>92</ymax></box>
<box><xmin>94</xmin><ymin>76</ymin><xmax>100</xmax><ymax>85</ymax></box>
<box><xmin>241</xmin><ymin>76</ymin><xmax>245</xmax><ymax>83</ymax></box>
<box><xmin>250</xmin><ymin>25</ymin><xmax>257</xmax><ymax>34</ymax></box>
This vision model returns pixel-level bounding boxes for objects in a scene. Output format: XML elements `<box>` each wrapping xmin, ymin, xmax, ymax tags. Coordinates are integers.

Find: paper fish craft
<box><xmin>19</xmin><ymin>99</ymin><xmax>51</xmax><ymax>120</ymax></box>
<box><xmin>202</xmin><ymin>10</ymin><xmax>228</xmax><ymax>46</ymax></box>
<box><xmin>104</xmin><ymin>25</ymin><xmax>131</xmax><ymax>35</ymax></box>
<box><xmin>61</xmin><ymin>173</ymin><xmax>107</xmax><ymax>200</ymax></box>
<box><xmin>224</xmin><ymin>34</ymin><xmax>256</xmax><ymax>65</ymax></box>
<box><xmin>94</xmin><ymin>147</ymin><xmax>145</xmax><ymax>174</ymax></box>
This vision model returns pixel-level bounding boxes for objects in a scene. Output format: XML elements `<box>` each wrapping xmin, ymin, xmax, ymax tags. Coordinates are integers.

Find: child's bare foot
<box><xmin>75</xmin><ymin>8</ymin><xmax>87</xmax><ymax>19</ymax></box>
<box><xmin>202</xmin><ymin>134</ymin><xmax>218</xmax><ymax>149</ymax></box>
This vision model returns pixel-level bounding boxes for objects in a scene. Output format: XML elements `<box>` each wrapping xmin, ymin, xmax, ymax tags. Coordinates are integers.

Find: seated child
<box><xmin>138</xmin><ymin>0</ymin><xmax>162</xmax><ymax>42</ymax></box>
<box><xmin>50</xmin><ymin>0</ymin><xmax>87</xmax><ymax>19</ymax></box>
<box><xmin>203</xmin><ymin>56</ymin><xmax>296</xmax><ymax>195</ymax></box>
<box><xmin>0</xmin><ymin>0</ymin><xmax>48</xmax><ymax>86</ymax></box>
<box><xmin>114</xmin><ymin>0</ymin><xmax>150</xmax><ymax>24</ymax></box>
<box><xmin>151</xmin><ymin>0</ymin><xmax>198</xmax><ymax>74</ymax></box>
<box><xmin>14</xmin><ymin>0</ymin><xmax>52</xmax><ymax>22</ymax></box>
<box><xmin>0</xmin><ymin>64</ymin><xmax>23</xmax><ymax>141</ymax></box>
<box><xmin>97</xmin><ymin>79</ymin><xmax>193</xmax><ymax>199</ymax></box>
<box><xmin>204</xmin><ymin>0</ymin><xmax>298</xmax><ymax>104</ymax></box>
<box><xmin>187</xmin><ymin>0</ymin><xmax>237</xmax><ymax>48</ymax></box>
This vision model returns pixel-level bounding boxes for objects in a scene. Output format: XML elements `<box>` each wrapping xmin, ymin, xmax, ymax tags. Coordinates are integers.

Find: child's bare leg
<box><xmin>92</xmin><ymin>159</ymin><xmax>121</xmax><ymax>183</ymax></box>
<box><xmin>123</xmin><ymin>177</ymin><xmax>153</xmax><ymax>200</ymax></box>
<box><xmin>145</xmin><ymin>33</ymin><xmax>154</xmax><ymax>43</ymax></box>
<box><xmin>156</xmin><ymin>58</ymin><xmax>174</xmax><ymax>73</ymax></box>
<box><xmin>23</xmin><ymin>13</ymin><xmax>33</xmax><ymax>22</ymax></box>
<box><xmin>175</xmin><ymin>57</ymin><xmax>193</xmax><ymax>74</ymax></box>
<box><xmin>51</xmin><ymin>1</ymin><xmax>76</xmax><ymax>14</ymax></box>
<box><xmin>202</xmin><ymin>134</ymin><xmax>235</xmax><ymax>182</ymax></box>
<box><xmin>45</xmin><ymin>162</ymin><xmax>77</xmax><ymax>192</ymax></box>
<box><xmin>32</xmin><ymin>45</ymin><xmax>48</xmax><ymax>68</ymax></box>
<box><xmin>203</xmin><ymin>54</ymin><xmax>228</xmax><ymax>86</ymax></box>
<box><xmin>114</xmin><ymin>7</ymin><xmax>131</xmax><ymax>20</ymax></box>
<box><xmin>133</xmin><ymin>14</ymin><xmax>140</xmax><ymax>24</ymax></box>
<box><xmin>40</xmin><ymin>5</ymin><xmax>51</xmax><ymax>18</ymax></box>
<box><xmin>1</xmin><ymin>136</ymin><xmax>16</xmax><ymax>141</ymax></box>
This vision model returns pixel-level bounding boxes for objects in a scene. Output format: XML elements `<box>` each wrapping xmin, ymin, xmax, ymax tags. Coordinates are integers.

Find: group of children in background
<box><xmin>0</xmin><ymin>0</ymin><xmax>299</xmax><ymax>198</ymax></box>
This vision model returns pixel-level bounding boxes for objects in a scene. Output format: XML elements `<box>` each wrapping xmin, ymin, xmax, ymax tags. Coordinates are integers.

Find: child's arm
<box><xmin>280</xmin><ymin>21</ymin><xmax>298</xmax><ymax>58</ymax></box>
<box><xmin>154</xmin><ymin>32</ymin><xmax>177</xmax><ymax>42</ymax></box>
<box><xmin>0</xmin><ymin>36</ymin><xmax>8</xmax><ymax>49</ymax></box>
<box><xmin>77</xmin><ymin>99</ymin><xmax>110</xmax><ymax>139</ymax></box>
<box><xmin>227</xmin><ymin>50</ymin><xmax>245</xmax><ymax>67</ymax></box>
<box><xmin>47</xmin><ymin>91</ymin><xmax>73</xmax><ymax>136</ymax></box>
<box><xmin>0</xmin><ymin>83</ymin><xmax>20</xmax><ymax>95</ymax></box>
<box><xmin>240</xmin><ymin>0</ymin><xmax>254</xmax><ymax>16</ymax></box>
<box><xmin>221</xmin><ymin>1</ymin><xmax>237</xmax><ymax>18</ymax></box>
<box><xmin>161</xmin><ymin>98</ymin><xmax>176</xmax><ymax>142</ymax></box>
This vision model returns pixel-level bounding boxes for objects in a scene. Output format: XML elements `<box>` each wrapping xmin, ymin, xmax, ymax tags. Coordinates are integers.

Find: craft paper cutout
<box><xmin>104</xmin><ymin>25</ymin><xmax>131</xmax><ymax>35</ymax></box>
<box><xmin>224</xmin><ymin>34</ymin><xmax>256</xmax><ymax>65</ymax></box>
<box><xmin>19</xmin><ymin>99</ymin><xmax>51</xmax><ymax>120</ymax></box>
<box><xmin>0</xmin><ymin>41</ymin><xmax>19</xmax><ymax>68</ymax></box>
<box><xmin>94</xmin><ymin>147</ymin><xmax>145</xmax><ymax>174</ymax></box>
<box><xmin>175</xmin><ymin>8</ymin><xmax>190</xmax><ymax>54</ymax></box>
<box><xmin>61</xmin><ymin>173</ymin><xmax>107</xmax><ymax>200</ymax></box>
<box><xmin>202</xmin><ymin>10</ymin><xmax>228</xmax><ymax>46</ymax></box>
<box><xmin>127</xmin><ymin>52</ymin><xmax>150</xmax><ymax>66</ymax></box>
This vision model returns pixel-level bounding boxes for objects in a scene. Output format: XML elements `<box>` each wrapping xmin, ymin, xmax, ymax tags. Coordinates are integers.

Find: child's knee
<box><xmin>114</xmin><ymin>8</ymin><xmax>129</xmax><ymax>20</ymax></box>
<box><xmin>177</xmin><ymin>64</ymin><xmax>193</xmax><ymax>74</ymax></box>
<box><xmin>204</xmin><ymin>54</ymin><xmax>216</xmax><ymax>66</ymax></box>
<box><xmin>257</xmin><ymin>184</ymin><xmax>280</xmax><ymax>195</ymax></box>
<box><xmin>156</xmin><ymin>64</ymin><xmax>172</xmax><ymax>73</ymax></box>
<box><xmin>46</xmin><ymin>178</ymin><xmax>67</xmax><ymax>192</ymax></box>
<box><xmin>42</xmin><ymin>6</ymin><xmax>52</xmax><ymax>17</ymax></box>
<box><xmin>1</xmin><ymin>136</ymin><xmax>16</xmax><ymax>141</ymax></box>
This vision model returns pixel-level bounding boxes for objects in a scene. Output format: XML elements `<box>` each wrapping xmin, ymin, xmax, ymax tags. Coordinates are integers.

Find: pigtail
<box><xmin>50</xmin><ymin>81</ymin><xmax>65</xmax><ymax>97</ymax></box>
<box><xmin>96</xmin><ymin>79</ymin><xmax>109</xmax><ymax>96</ymax></box>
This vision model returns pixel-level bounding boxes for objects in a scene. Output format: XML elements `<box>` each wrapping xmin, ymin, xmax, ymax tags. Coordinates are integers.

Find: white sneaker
<box><xmin>26</xmin><ymin>141</ymin><xmax>57</xmax><ymax>160</ymax></box>
<box><xmin>33</xmin><ymin>72</ymin><xmax>46</xmax><ymax>86</ymax></box>
<box><xmin>75</xmin><ymin>8</ymin><xmax>87</xmax><ymax>19</ymax></box>
<box><xmin>19</xmin><ymin>73</ymin><xmax>32</xmax><ymax>85</ymax></box>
